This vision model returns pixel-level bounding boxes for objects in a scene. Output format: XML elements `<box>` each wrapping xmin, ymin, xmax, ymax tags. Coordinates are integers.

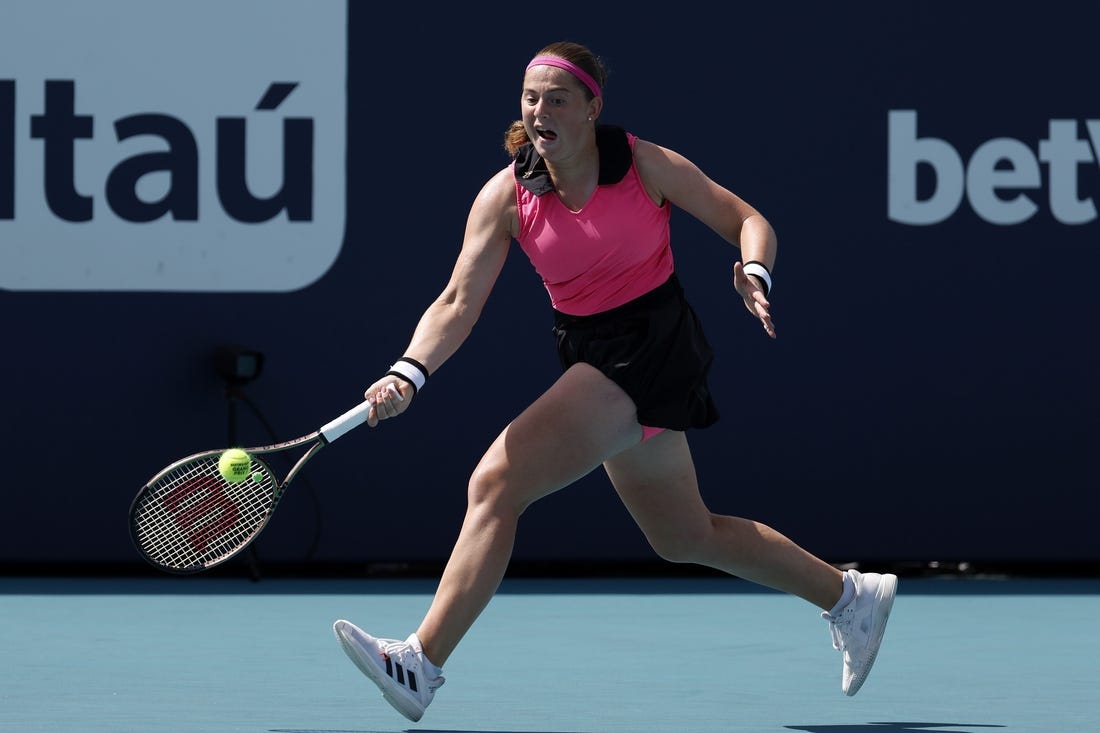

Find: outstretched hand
<box><xmin>733</xmin><ymin>261</ymin><xmax>776</xmax><ymax>339</ymax></box>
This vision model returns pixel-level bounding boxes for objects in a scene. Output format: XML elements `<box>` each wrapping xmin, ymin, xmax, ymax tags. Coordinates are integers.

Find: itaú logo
<box><xmin>0</xmin><ymin>0</ymin><xmax>346</xmax><ymax>292</ymax></box>
<box><xmin>1</xmin><ymin>80</ymin><xmax>313</xmax><ymax>224</ymax></box>
<box><xmin>888</xmin><ymin>110</ymin><xmax>1100</xmax><ymax>226</ymax></box>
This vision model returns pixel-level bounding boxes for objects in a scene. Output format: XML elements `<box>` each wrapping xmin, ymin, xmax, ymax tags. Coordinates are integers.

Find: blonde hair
<box><xmin>503</xmin><ymin>41</ymin><xmax>608</xmax><ymax>158</ymax></box>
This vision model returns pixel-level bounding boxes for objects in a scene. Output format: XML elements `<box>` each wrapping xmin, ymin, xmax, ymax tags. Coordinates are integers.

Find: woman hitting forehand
<box><xmin>332</xmin><ymin>41</ymin><xmax>896</xmax><ymax>722</ymax></box>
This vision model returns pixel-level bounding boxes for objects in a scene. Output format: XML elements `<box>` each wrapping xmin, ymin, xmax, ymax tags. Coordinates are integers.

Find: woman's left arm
<box><xmin>634</xmin><ymin>139</ymin><xmax>777</xmax><ymax>338</ymax></box>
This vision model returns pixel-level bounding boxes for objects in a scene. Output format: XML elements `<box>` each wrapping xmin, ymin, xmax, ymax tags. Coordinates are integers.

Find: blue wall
<box><xmin>2</xmin><ymin>2</ymin><xmax>1097</xmax><ymax>572</ymax></box>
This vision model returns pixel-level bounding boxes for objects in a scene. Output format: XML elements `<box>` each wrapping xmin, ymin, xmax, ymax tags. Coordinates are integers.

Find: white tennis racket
<box><xmin>129</xmin><ymin>387</ymin><xmax>398</xmax><ymax>574</ymax></box>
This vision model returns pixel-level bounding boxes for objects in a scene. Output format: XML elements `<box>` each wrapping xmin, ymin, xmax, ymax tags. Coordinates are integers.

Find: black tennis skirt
<box><xmin>551</xmin><ymin>273</ymin><xmax>720</xmax><ymax>431</ymax></box>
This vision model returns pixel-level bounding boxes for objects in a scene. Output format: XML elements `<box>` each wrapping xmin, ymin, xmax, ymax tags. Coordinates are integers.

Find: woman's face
<box><xmin>521</xmin><ymin>65</ymin><xmax>600</xmax><ymax>161</ymax></box>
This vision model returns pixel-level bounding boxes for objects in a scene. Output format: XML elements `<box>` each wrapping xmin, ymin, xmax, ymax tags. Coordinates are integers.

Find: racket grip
<box><xmin>319</xmin><ymin>385</ymin><xmax>401</xmax><ymax>443</ymax></box>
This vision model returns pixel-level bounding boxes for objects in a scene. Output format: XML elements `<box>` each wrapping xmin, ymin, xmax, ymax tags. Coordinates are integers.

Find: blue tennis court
<box><xmin>3</xmin><ymin>574</ymin><xmax>1096</xmax><ymax>732</ymax></box>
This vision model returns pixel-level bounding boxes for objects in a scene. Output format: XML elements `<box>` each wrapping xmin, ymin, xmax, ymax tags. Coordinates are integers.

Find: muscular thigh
<box><xmin>602</xmin><ymin>430</ymin><xmax>712</xmax><ymax>541</ymax></box>
<box><xmin>471</xmin><ymin>363</ymin><xmax>644</xmax><ymax>512</ymax></box>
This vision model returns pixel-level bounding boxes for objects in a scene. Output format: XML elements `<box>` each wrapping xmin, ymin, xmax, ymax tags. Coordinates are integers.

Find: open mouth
<box><xmin>535</xmin><ymin>128</ymin><xmax>558</xmax><ymax>141</ymax></box>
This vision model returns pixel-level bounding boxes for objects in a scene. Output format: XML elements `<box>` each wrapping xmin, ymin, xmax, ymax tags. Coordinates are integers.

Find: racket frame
<box><xmin>129</xmin><ymin>394</ymin><xmax>386</xmax><ymax>574</ymax></box>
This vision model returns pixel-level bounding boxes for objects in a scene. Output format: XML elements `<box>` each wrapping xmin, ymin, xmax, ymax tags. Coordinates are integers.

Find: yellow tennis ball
<box><xmin>218</xmin><ymin>448</ymin><xmax>252</xmax><ymax>483</ymax></box>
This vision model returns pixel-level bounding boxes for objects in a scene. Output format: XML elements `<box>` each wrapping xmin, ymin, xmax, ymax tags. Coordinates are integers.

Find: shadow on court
<box><xmin>785</xmin><ymin>724</ymin><xmax>1006</xmax><ymax>732</ymax></box>
<box><xmin>268</xmin><ymin>721</ymin><xmax>1007</xmax><ymax>726</ymax></box>
<box><xmin>269</xmin><ymin>726</ymin><xmax>594</xmax><ymax>730</ymax></box>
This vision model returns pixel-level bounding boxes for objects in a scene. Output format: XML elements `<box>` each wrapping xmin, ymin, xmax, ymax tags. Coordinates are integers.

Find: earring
<box><xmin>587</xmin><ymin>116</ymin><xmax>593</xmax><ymax>121</ymax></box>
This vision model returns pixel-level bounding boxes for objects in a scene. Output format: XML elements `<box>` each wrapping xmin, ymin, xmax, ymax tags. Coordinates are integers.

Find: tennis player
<box><xmin>333</xmin><ymin>41</ymin><xmax>896</xmax><ymax>722</ymax></box>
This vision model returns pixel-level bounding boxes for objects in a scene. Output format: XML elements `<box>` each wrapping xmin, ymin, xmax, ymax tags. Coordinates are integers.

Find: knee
<box><xmin>646</xmin><ymin>516</ymin><xmax>716</xmax><ymax>564</ymax></box>
<box><xmin>650</xmin><ymin>537</ymin><xmax>704</xmax><ymax>565</ymax></box>
<box><xmin>466</xmin><ymin>454</ymin><xmax>525</xmax><ymax>517</ymax></box>
<box><xmin>467</xmin><ymin>460</ymin><xmax>502</xmax><ymax>508</ymax></box>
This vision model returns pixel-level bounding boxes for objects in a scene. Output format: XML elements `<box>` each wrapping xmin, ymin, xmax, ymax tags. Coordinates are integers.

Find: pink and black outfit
<box><xmin>512</xmin><ymin>125</ymin><xmax>720</xmax><ymax>438</ymax></box>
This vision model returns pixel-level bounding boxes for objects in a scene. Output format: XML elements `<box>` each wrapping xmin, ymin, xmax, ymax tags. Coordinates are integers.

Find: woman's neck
<box><xmin>545</xmin><ymin>137</ymin><xmax>599</xmax><ymax>210</ymax></box>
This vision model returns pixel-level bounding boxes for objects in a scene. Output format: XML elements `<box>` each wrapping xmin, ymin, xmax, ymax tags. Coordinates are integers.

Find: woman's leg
<box><xmin>603</xmin><ymin>429</ymin><xmax>844</xmax><ymax>610</ymax></box>
<box><xmin>415</xmin><ymin>363</ymin><xmax>644</xmax><ymax>665</ymax></box>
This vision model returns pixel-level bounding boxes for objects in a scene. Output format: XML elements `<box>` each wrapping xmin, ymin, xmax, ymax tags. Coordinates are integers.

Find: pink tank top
<box><xmin>513</xmin><ymin>128</ymin><xmax>673</xmax><ymax>316</ymax></box>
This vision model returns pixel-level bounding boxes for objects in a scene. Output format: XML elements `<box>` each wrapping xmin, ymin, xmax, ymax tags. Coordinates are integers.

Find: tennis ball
<box><xmin>218</xmin><ymin>448</ymin><xmax>252</xmax><ymax>483</ymax></box>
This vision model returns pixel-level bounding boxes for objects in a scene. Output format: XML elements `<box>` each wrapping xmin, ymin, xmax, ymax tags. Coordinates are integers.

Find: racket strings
<box><xmin>132</xmin><ymin>457</ymin><xmax>276</xmax><ymax>571</ymax></box>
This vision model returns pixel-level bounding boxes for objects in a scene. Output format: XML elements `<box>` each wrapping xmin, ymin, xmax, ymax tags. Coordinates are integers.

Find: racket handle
<box><xmin>319</xmin><ymin>384</ymin><xmax>402</xmax><ymax>443</ymax></box>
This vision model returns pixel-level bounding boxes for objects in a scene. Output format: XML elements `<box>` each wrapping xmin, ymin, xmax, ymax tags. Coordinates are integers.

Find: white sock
<box><xmin>423</xmin><ymin>658</ymin><xmax>444</xmax><ymax>678</ymax></box>
<box><xmin>410</xmin><ymin>632</ymin><xmax>444</xmax><ymax>677</ymax></box>
<box><xmin>827</xmin><ymin>571</ymin><xmax>856</xmax><ymax>616</ymax></box>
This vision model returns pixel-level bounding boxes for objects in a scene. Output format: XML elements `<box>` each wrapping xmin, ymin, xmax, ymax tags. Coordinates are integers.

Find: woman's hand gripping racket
<box><xmin>129</xmin><ymin>385</ymin><xmax>402</xmax><ymax>574</ymax></box>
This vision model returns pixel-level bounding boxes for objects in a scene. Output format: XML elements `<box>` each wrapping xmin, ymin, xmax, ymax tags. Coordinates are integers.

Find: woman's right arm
<box><xmin>364</xmin><ymin>167</ymin><xmax>518</xmax><ymax>423</ymax></box>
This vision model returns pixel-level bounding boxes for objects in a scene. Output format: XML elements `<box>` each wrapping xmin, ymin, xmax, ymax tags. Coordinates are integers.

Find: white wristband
<box><xmin>386</xmin><ymin>358</ymin><xmax>428</xmax><ymax>393</ymax></box>
<box><xmin>742</xmin><ymin>261</ymin><xmax>772</xmax><ymax>297</ymax></box>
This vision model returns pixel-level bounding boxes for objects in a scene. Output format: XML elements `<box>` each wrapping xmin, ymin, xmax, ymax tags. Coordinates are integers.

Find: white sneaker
<box><xmin>333</xmin><ymin>620</ymin><xmax>444</xmax><ymax>721</ymax></box>
<box><xmin>822</xmin><ymin>569</ymin><xmax>897</xmax><ymax>696</ymax></box>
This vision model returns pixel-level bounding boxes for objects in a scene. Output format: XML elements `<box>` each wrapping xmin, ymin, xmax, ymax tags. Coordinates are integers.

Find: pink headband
<box><xmin>526</xmin><ymin>56</ymin><xmax>602</xmax><ymax>98</ymax></box>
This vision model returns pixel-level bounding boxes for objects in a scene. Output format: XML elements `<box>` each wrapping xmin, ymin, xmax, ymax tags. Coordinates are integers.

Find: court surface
<box><xmin>2</xmin><ymin>574</ymin><xmax>1096</xmax><ymax>732</ymax></box>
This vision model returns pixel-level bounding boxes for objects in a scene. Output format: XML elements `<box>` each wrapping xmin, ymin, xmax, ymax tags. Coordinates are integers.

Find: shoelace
<box><xmin>823</xmin><ymin>609</ymin><xmax>851</xmax><ymax>651</ymax></box>
<box><xmin>382</xmin><ymin>639</ymin><xmax>414</xmax><ymax>658</ymax></box>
